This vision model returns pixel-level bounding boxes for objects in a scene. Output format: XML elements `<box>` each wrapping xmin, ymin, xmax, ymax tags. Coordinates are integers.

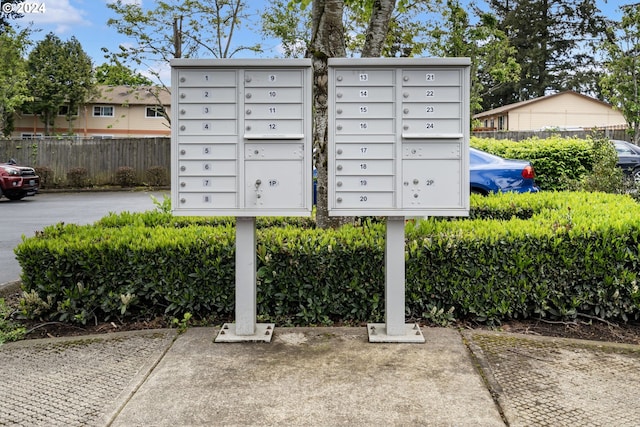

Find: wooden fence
<box><xmin>472</xmin><ymin>129</ymin><xmax>631</xmax><ymax>142</ymax></box>
<box><xmin>0</xmin><ymin>138</ymin><xmax>171</xmax><ymax>187</ymax></box>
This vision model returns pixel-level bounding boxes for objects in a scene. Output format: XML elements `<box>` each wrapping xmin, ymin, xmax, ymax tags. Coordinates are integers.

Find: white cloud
<box><xmin>16</xmin><ymin>0</ymin><xmax>88</xmax><ymax>34</ymax></box>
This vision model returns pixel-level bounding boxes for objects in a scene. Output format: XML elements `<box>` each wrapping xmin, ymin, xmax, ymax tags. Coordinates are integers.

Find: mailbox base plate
<box><xmin>367</xmin><ymin>323</ymin><xmax>425</xmax><ymax>343</ymax></box>
<box><xmin>215</xmin><ymin>323</ymin><xmax>275</xmax><ymax>343</ymax></box>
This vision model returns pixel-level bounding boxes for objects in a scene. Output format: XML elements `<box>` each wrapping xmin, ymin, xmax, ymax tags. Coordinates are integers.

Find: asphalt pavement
<box><xmin>0</xmin><ymin>191</ymin><xmax>169</xmax><ymax>284</ymax></box>
<box><xmin>1</xmin><ymin>325</ymin><xmax>639</xmax><ymax>426</ymax></box>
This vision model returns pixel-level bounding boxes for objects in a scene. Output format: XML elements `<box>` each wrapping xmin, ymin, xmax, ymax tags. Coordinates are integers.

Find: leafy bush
<box><xmin>145</xmin><ymin>166</ymin><xmax>168</xmax><ymax>187</ymax></box>
<box><xmin>14</xmin><ymin>192</ymin><xmax>640</xmax><ymax>326</ymax></box>
<box><xmin>115</xmin><ymin>166</ymin><xmax>137</xmax><ymax>187</ymax></box>
<box><xmin>34</xmin><ymin>166</ymin><xmax>54</xmax><ymax>189</ymax></box>
<box><xmin>66</xmin><ymin>167</ymin><xmax>90</xmax><ymax>188</ymax></box>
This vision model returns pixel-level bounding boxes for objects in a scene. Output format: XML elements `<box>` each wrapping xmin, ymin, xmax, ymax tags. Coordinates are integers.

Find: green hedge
<box><xmin>471</xmin><ymin>136</ymin><xmax>594</xmax><ymax>191</ymax></box>
<box><xmin>15</xmin><ymin>191</ymin><xmax>640</xmax><ymax>325</ymax></box>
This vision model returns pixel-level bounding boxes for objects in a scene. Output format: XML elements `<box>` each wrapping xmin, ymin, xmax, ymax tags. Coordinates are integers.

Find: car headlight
<box><xmin>7</xmin><ymin>168</ymin><xmax>19</xmax><ymax>176</ymax></box>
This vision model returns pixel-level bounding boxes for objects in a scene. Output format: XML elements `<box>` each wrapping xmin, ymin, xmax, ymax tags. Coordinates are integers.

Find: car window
<box><xmin>614</xmin><ymin>142</ymin><xmax>635</xmax><ymax>155</ymax></box>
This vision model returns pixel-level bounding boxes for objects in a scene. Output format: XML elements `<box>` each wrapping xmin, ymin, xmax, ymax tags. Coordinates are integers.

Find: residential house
<box><xmin>12</xmin><ymin>85</ymin><xmax>171</xmax><ymax>139</ymax></box>
<box><xmin>473</xmin><ymin>91</ymin><xmax>626</xmax><ymax>132</ymax></box>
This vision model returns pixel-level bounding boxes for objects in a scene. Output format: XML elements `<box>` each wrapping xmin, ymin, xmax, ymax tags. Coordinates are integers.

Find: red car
<box><xmin>0</xmin><ymin>159</ymin><xmax>40</xmax><ymax>201</ymax></box>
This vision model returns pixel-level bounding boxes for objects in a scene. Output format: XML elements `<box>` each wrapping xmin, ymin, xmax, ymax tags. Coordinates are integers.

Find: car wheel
<box><xmin>4</xmin><ymin>193</ymin><xmax>25</xmax><ymax>201</ymax></box>
<box><xmin>632</xmin><ymin>168</ymin><xmax>640</xmax><ymax>185</ymax></box>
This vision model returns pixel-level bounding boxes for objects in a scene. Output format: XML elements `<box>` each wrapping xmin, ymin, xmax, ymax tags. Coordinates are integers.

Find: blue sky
<box><xmin>11</xmin><ymin>0</ymin><xmax>625</xmax><ymax>83</ymax></box>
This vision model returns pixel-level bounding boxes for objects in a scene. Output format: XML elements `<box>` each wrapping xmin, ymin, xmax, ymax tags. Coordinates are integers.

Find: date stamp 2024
<box><xmin>2</xmin><ymin>2</ymin><xmax>46</xmax><ymax>15</ymax></box>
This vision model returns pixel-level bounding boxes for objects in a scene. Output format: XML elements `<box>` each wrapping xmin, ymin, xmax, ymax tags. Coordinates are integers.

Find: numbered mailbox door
<box><xmin>245</xmin><ymin>161</ymin><xmax>304</xmax><ymax>209</ymax></box>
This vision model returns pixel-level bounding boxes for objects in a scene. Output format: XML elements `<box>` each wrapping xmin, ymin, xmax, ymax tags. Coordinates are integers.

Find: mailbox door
<box><xmin>245</xmin><ymin>160</ymin><xmax>304</xmax><ymax>208</ymax></box>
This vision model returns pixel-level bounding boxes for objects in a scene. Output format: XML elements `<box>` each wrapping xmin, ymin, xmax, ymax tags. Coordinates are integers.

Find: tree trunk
<box><xmin>308</xmin><ymin>0</ymin><xmax>346</xmax><ymax>228</ymax></box>
<box><xmin>361</xmin><ymin>0</ymin><xmax>397</xmax><ymax>58</ymax></box>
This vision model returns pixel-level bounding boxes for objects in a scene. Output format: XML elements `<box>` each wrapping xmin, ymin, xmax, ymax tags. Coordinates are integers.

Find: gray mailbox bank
<box><xmin>171</xmin><ymin>59</ymin><xmax>313</xmax><ymax>342</ymax></box>
<box><xmin>329</xmin><ymin>58</ymin><xmax>471</xmax><ymax>342</ymax></box>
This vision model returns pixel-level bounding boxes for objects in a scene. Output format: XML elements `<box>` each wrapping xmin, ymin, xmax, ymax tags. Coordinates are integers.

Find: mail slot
<box><xmin>244</xmin><ymin>70</ymin><xmax>303</xmax><ymax>86</ymax></box>
<box><xmin>179</xmin><ymin>87</ymin><xmax>236</xmax><ymax>103</ymax></box>
<box><xmin>244</xmin><ymin>103</ymin><xmax>303</xmax><ymax>119</ymax></box>
<box><xmin>334</xmin><ymin>69</ymin><xmax>394</xmax><ymax>86</ymax></box>
<box><xmin>179</xmin><ymin>119</ymin><xmax>237</xmax><ymax>136</ymax></box>
<box><xmin>402</xmin><ymin>102</ymin><xmax>461</xmax><ymax>118</ymax></box>
<box><xmin>335</xmin><ymin>86</ymin><xmax>394</xmax><ymax>103</ymax></box>
<box><xmin>335</xmin><ymin>159</ymin><xmax>394</xmax><ymax>175</ymax></box>
<box><xmin>402</xmin><ymin>86</ymin><xmax>461</xmax><ymax>102</ymax></box>
<box><xmin>178</xmin><ymin>70</ymin><xmax>236</xmax><ymax>87</ymax></box>
<box><xmin>244</xmin><ymin>119</ymin><xmax>303</xmax><ymax>138</ymax></box>
<box><xmin>178</xmin><ymin>144</ymin><xmax>237</xmax><ymax>159</ymax></box>
<box><xmin>179</xmin><ymin>160</ymin><xmax>237</xmax><ymax>176</ymax></box>
<box><xmin>335</xmin><ymin>102</ymin><xmax>394</xmax><ymax>118</ymax></box>
<box><xmin>245</xmin><ymin>143</ymin><xmax>304</xmax><ymax>159</ymax></box>
<box><xmin>177</xmin><ymin>192</ymin><xmax>238</xmax><ymax>208</ymax></box>
<box><xmin>179</xmin><ymin>103</ymin><xmax>236</xmax><ymax>119</ymax></box>
<box><xmin>244</xmin><ymin>87</ymin><xmax>303</xmax><ymax>103</ymax></box>
<box><xmin>335</xmin><ymin>143</ymin><xmax>394</xmax><ymax>158</ymax></box>
<box><xmin>402</xmin><ymin>118</ymin><xmax>461</xmax><ymax>136</ymax></box>
<box><xmin>335</xmin><ymin>118</ymin><xmax>394</xmax><ymax>135</ymax></box>
<box><xmin>334</xmin><ymin>191</ymin><xmax>395</xmax><ymax>209</ymax></box>
<box><xmin>179</xmin><ymin>176</ymin><xmax>237</xmax><ymax>191</ymax></box>
<box><xmin>402</xmin><ymin>69</ymin><xmax>461</xmax><ymax>86</ymax></box>
<box><xmin>335</xmin><ymin>175</ymin><xmax>394</xmax><ymax>191</ymax></box>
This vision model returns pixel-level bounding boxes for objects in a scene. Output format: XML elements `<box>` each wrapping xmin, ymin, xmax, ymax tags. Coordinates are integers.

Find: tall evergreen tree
<box><xmin>486</xmin><ymin>0</ymin><xmax>608</xmax><ymax>107</ymax></box>
<box><xmin>0</xmin><ymin>27</ymin><xmax>31</xmax><ymax>136</ymax></box>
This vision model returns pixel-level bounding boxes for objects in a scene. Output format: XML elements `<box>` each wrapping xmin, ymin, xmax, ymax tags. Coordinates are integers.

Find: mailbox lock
<box><xmin>180</xmin><ymin>198</ymin><xmax>186</xmax><ymax>204</ymax></box>
<box><xmin>337</xmin><ymin>197</ymin><xmax>343</xmax><ymax>203</ymax></box>
<box><xmin>337</xmin><ymin>165</ymin><xmax>343</xmax><ymax>171</ymax></box>
<box><xmin>180</xmin><ymin>77</ymin><xmax>186</xmax><ymax>83</ymax></box>
<box><xmin>245</xmin><ymin>76</ymin><xmax>252</xmax><ymax>82</ymax></box>
<box><xmin>403</xmin><ymin>108</ymin><xmax>409</xmax><ymax>114</ymax></box>
<box><xmin>403</xmin><ymin>92</ymin><xmax>409</xmax><ymax>98</ymax></box>
<box><xmin>403</xmin><ymin>125</ymin><xmax>409</xmax><ymax>130</ymax></box>
<box><xmin>180</xmin><ymin>182</ymin><xmax>186</xmax><ymax>187</ymax></box>
<box><xmin>180</xmin><ymin>149</ymin><xmax>186</xmax><ymax>155</ymax></box>
<box><xmin>180</xmin><ymin>93</ymin><xmax>186</xmax><ymax>99</ymax></box>
<box><xmin>246</xmin><ymin>93</ymin><xmax>252</xmax><ymax>99</ymax></box>
<box><xmin>337</xmin><ymin>108</ymin><xmax>343</xmax><ymax>114</ymax></box>
<box><xmin>255</xmin><ymin>179</ymin><xmax>262</xmax><ymax>187</ymax></box>
<box><xmin>246</xmin><ymin>125</ymin><xmax>252</xmax><ymax>131</ymax></box>
<box><xmin>180</xmin><ymin>109</ymin><xmax>186</xmax><ymax>115</ymax></box>
<box><xmin>337</xmin><ymin>148</ymin><xmax>343</xmax><ymax>155</ymax></box>
<box><xmin>246</xmin><ymin>109</ymin><xmax>252</xmax><ymax>115</ymax></box>
<box><xmin>180</xmin><ymin>125</ymin><xmax>186</xmax><ymax>131</ymax></box>
<box><xmin>337</xmin><ymin>92</ymin><xmax>343</xmax><ymax>98</ymax></box>
<box><xmin>254</xmin><ymin>149</ymin><xmax>260</xmax><ymax>155</ymax></box>
<box><xmin>403</xmin><ymin>75</ymin><xmax>410</xmax><ymax>82</ymax></box>
<box><xmin>337</xmin><ymin>181</ymin><xmax>343</xmax><ymax>187</ymax></box>
<box><xmin>414</xmin><ymin>193</ymin><xmax>419</xmax><ymax>198</ymax></box>
<box><xmin>413</xmin><ymin>179</ymin><xmax>419</xmax><ymax>185</ymax></box>
<box><xmin>404</xmin><ymin>181</ymin><xmax>409</xmax><ymax>186</ymax></box>
<box><xmin>337</xmin><ymin>125</ymin><xmax>343</xmax><ymax>131</ymax></box>
<box><xmin>180</xmin><ymin>166</ymin><xmax>186</xmax><ymax>171</ymax></box>
<box><xmin>337</xmin><ymin>75</ymin><xmax>343</xmax><ymax>81</ymax></box>
<box><xmin>411</xmin><ymin>148</ymin><xmax>417</xmax><ymax>154</ymax></box>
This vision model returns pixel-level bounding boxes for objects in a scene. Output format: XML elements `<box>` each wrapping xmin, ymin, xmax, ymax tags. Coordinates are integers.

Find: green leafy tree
<box><xmin>95</xmin><ymin>61</ymin><xmax>153</xmax><ymax>86</ymax></box>
<box><xmin>601</xmin><ymin>5</ymin><xmax>640</xmax><ymax>144</ymax></box>
<box><xmin>0</xmin><ymin>0</ymin><xmax>23</xmax><ymax>30</ymax></box>
<box><xmin>427</xmin><ymin>0</ymin><xmax>520</xmax><ymax>114</ymax></box>
<box><xmin>486</xmin><ymin>0</ymin><xmax>608</xmax><ymax>107</ymax></box>
<box><xmin>26</xmin><ymin>33</ymin><xmax>93</xmax><ymax>135</ymax></box>
<box><xmin>0</xmin><ymin>26</ymin><xmax>31</xmax><ymax>137</ymax></box>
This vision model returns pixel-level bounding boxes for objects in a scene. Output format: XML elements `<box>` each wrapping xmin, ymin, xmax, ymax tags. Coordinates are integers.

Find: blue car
<box><xmin>470</xmin><ymin>148</ymin><xmax>539</xmax><ymax>194</ymax></box>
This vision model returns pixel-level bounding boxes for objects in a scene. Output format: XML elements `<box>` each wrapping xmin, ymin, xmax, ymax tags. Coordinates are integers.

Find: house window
<box><xmin>58</xmin><ymin>105</ymin><xmax>79</xmax><ymax>116</ymax></box>
<box><xmin>146</xmin><ymin>106</ymin><xmax>165</xmax><ymax>118</ymax></box>
<box><xmin>93</xmin><ymin>106</ymin><xmax>114</xmax><ymax>117</ymax></box>
<box><xmin>497</xmin><ymin>116</ymin><xmax>505</xmax><ymax>130</ymax></box>
<box><xmin>21</xmin><ymin>133</ymin><xmax>43</xmax><ymax>139</ymax></box>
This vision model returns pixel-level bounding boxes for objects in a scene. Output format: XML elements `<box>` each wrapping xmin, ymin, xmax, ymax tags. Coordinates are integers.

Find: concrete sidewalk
<box><xmin>1</xmin><ymin>326</ymin><xmax>640</xmax><ymax>426</ymax></box>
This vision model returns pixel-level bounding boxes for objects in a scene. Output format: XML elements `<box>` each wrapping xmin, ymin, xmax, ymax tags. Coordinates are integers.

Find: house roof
<box><xmin>473</xmin><ymin>90</ymin><xmax>614</xmax><ymax>119</ymax></box>
<box><xmin>91</xmin><ymin>85</ymin><xmax>171</xmax><ymax>106</ymax></box>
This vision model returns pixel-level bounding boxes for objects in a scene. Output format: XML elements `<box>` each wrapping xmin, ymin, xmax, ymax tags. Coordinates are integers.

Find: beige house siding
<box><xmin>474</xmin><ymin>91</ymin><xmax>626</xmax><ymax>132</ymax></box>
<box><xmin>12</xmin><ymin>85</ymin><xmax>171</xmax><ymax>138</ymax></box>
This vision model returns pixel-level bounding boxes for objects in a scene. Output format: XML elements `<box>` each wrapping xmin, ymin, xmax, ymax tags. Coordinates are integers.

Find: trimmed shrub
<box><xmin>66</xmin><ymin>167</ymin><xmax>90</xmax><ymax>188</ymax></box>
<box><xmin>14</xmin><ymin>192</ymin><xmax>640</xmax><ymax>326</ymax></box>
<box><xmin>145</xmin><ymin>165</ymin><xmax>168</xmax><ymax>187</ymax></box>
<box><xmin>34</xmin><ymin>166</ymin><xmax>54</xmax><ymax>189</ymax></box>
<box><xmin>115</xmin><ymin>166</ymin><xmax>137</xmax><ymax>187</ymax></box>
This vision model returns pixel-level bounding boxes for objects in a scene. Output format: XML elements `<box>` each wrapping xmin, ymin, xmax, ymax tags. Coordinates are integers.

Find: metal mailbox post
<box><xmin>328</xmin><ymin>58</ymin><xmax>471</xmax><ymax>342</ymax></box>
<box><xmin>171</xmin><ymin>59</ymin><xmax>313</xmax><ymax>342</ymax></box>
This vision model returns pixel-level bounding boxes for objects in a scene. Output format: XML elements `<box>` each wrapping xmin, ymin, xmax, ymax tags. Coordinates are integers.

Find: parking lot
<box><xmin>0</xmin><ymin>191</ymin><xmax>169</xmax><ymax>285</ymax></box>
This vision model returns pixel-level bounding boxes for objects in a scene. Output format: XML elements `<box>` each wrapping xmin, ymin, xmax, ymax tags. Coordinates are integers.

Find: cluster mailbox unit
<box><xmin>171</xmin><ymin>57</ymin><xmax>470</xmax><ymax>343</ymax></box>
<box><xmin>328</xmin><ymin>58</ymin><xmax>471</xmax><ymax>342</ymax></box>
<box><xmin>171</xmin><ymin>59</ymin><xmax>313</xmax><ymax>342</ymax></box>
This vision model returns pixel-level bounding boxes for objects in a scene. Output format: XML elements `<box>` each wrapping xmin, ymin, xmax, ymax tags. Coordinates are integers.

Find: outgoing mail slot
<box><xmin>244</xmin><ymin>103</ymin><xmax>303</xmax><ymax>119</ymax></box>
<box><xmin>335</xmin><ymin>159</ymin><xmax>394</xmax><ymax>175</ymax></box>
<box><xmin>403</xmin><ymin>86</ymin><xmax>461</xmax><ymax>102</ymax></box>
<box><xmin>245</xmin><ymin>143</ymin><xmax>304</xmax><ymax>160</ymax></box>
<box><xmin>178</xmin><ymin>143</ymin><xmax>237</xmax><ymax>159</ymax></box>
<box><xmin>179</xmin><ymin>87</ymin><xmax>236</xmax><ymax>103</ymax></box>
<box><xmin>245</xmin><ymin>160</ymin><xmax>304</xmax><ymax>208</ymax></box>
<box><xmin>179</xmin><ymin>176</ymin><xmax>237</xmax><ymax>192</ymax></box>
<box><xmin>335</xmin><ymin>175</ymin><xmax>394</xmax><ymax>191</ymax></box>
<box><xmin>177</xmin><ymin>192</ymin><xmax>238</xmax><ymax>209</ymax></box>
<box><xmin>402</xmin><ymin>118</ymin><xmax>461</xmax><ymax>137</ymax></box>
<box><xmin>335</xmin><ymin>86</ymin><xmax>394</xmax><ymax>103</ymax></box>
<box><xmin>244</xmin><ymin>70</ymin><xmax>302</xmax><ymax>87</ymax></box>
<box><xmin>179</xmin><ymin>160</ymin><xmax>237</xmax><ymax>176</ymax></box>
<box><xmin>244</xmin><ymin>87</ymin><xmax>302</xmax><ymax>103</ymax></box>
<box><xmin>402</xmin><ymin>159</ymin><xmax>462</xmax><ymax>208</ymax></box>
<box><xmin>334</xmin><ymin>70</ymin><xmax>394</xmax><ymax>86</ymax></box>
<box><xmin>402</xmin><ymin>70</ymin><xmax>461</xmax><ymax>86</ymax></box>
<box><xmin>336</xmin><ymin>143</ymin><xmax>394</xmax><ymax>158</ymax></box>
<box><xmin>334</xmin><ymin>191</ymin><xmax>394</xmax><ymax>209</ymax></box>
<box><xmin>335</xmin><ymin>118</ymin><xmax>394</xmax><ymax>135</ymax></box>
<box><xmin>402</xmin><ymin>143</ymin><xmax>460</xmax><ymax>159</ymax></box>
<box><xmin>402</xmin><ymin>102</ymin><xmax>461</xmax><ymax>119</ymax></box>
<box><xmin>179</xmin><ymin>103</ymin><xmax>236</xmax><ymax>119</ymax></box>
<box><xmin>179</xmin><ymin>119</ymin><xmax>237</xmax><ymax>136</ymax></box>
<box><xmin>178</xmin><ymin>70</ymin><xmax>236</xmax><ymax>87</ymax></box>
<box><xmin>244</xmin><ymin>119</ymin><xmax>303</xmax><ymax>138</ymax></box>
